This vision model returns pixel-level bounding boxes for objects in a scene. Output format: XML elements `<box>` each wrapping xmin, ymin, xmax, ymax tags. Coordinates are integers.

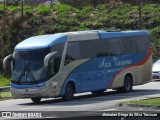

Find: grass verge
<box><xmin>0</xmin><ymin>74</ymin><xmax>10</xmax><ymax>87</ymax></box>
<box><xmin>0</xmin><ymin>92</ymin><xmax>11</xmax><ymax>101</ymax></box>
<box><xmin>122</xmin><ymin>98</ymin><xmax>160</xmax><ymax>106</ymax></box>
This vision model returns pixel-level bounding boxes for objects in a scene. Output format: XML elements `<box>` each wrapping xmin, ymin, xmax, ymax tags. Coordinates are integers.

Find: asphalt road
<box><xmin>0</xmin><ymin>81</ymin><xmax>160</xmax><ymax>118</ymax></box>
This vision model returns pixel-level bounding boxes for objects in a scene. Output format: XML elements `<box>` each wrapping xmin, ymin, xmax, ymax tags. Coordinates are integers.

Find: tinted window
<box><xmin>65</xmin><ymin>41</ymin><xmax>95</xmax><ymax>65</ymax></box>
<box><xmin>48</xmin><ymin>54</ymin><xmax>61</xmax><ymax>78</ymax></box>
<box><xmin>51</xmin><ymin>43</ymin><xmax>65</xmax><ymax>53</ymax></box>
<box><xmin>93</xmin><ymin>39</ymin><xmax>109</xmax><ymax>57</ymax></box>
<box><xmin>65</xmin><ymin>42</ymin><xmax>81</xmax><ymax>60</ymax></box>
<box><xmin>109</xmin><ymin>38</ymin><xmax>123</xmax><ymax>55</ymax></box>
<box><xmin>123</xmin><ymin>37</ymin><xmax>137</xmax><ymax>54</ymax></box>
<box><xmin>136</xmin><ymin>35</ymin><xmax>150</xmax><ymax>52</ymax></box>
<box><xmin>15</xmin><ymin>51</ymin><xmax>27</xmax><ymax>60</ymax></box>
<box><xmin>29</xmin><ymin>48</ymin><xmax>49</xmax><ymax>60</ymax></box>
<box><xmin>50</xmin><ymin>43</ymin><xmax>65</xmax><ymax>62</ymax></box>
<box><xmin>65</xmin><ymin>42</ymin><xmax>81</xmax><ymax>65</ymax></box>
<box><xmin>49</xmin><ymin>43</ymin><xmax>65</xmax><ymax>77</ymax></box>
<box><xmin>65</xmin><ymin>39</ymin><xmax>110</xmax><ymax>65</ymax></box>
<box><xmin>80</xmin><ymin>41</ymin><xmax>95</xmax><ymax>59</ymax></box>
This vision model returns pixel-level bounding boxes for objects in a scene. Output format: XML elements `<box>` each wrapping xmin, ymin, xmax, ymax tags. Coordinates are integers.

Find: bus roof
<box><xmin>15</xmin><ymin>30</ymin><xmax>149</xmax><ymax>50</ymax></box>
<box><xmin>15</xmin><ymin>34</ymin><xmax>67</xmax><ymax>50</ymax></box>
<box><xmin>97</xmin><ymin>30</ymin><xmax>149</xmax><ymax>39</ymax></box>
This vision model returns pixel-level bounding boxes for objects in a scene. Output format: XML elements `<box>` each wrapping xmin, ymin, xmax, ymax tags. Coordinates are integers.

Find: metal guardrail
<box><xmin>0</xmin><ymin>86</ymin><xmax>10</xmax><ymax>93</ymax></box>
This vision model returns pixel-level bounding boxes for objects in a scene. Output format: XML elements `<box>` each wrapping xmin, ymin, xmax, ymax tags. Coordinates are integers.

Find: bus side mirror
<box><xmin>44</xmin><ymin>51</ymin><xmax>58</xmax><ymax>67</ymax></box>
<box><xmin>3</xmin><ymin>54</ymin><xmax>13</xmax><ymax>70</ymax></box>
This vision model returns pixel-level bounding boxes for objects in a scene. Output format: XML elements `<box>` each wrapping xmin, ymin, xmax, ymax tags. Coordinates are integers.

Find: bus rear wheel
<box><xmin>117</xmin><ymin>75</ymin><xmax>133</xmax><ymax>93</ymax></box>
<box><xmin>123</xmin><ymin>75</ymin><xmax>133</xmax><ymax>92</ymax></box>
<box><xmin>62</xmin><ymin>83</ymin><xmax>74</xmax><ymax>101</ymax></box>
<box><xmin>31</xmin><ymin>98</ymin><xmax>41</xmax><ymax>103</ymax></box>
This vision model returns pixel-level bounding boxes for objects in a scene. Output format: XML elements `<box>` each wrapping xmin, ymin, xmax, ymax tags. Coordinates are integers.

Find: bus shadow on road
<box><xmin>18</xmin><ymin>89</ymin><xmax>160</xmax><ymax>106</ymax></box>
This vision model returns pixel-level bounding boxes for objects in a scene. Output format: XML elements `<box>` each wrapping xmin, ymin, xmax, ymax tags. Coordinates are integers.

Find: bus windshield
<box><xmin>12</xmin><ymin>48</ymin><xmax>49</xmax><ymax>84</ymax></box>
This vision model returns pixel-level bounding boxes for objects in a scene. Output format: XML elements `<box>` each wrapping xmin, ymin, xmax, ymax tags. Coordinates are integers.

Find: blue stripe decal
<box><xmin>11</xmin><ymin>82</ymin><xmax>45</xmax><ymax>89</ymax></box>
<box><xmin>60</xmin><ymin>51</ymin><xmax>148</xmax><ymax>95</ymax></box>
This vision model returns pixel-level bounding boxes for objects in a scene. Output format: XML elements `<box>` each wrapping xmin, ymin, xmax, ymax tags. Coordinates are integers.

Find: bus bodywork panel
<box><xmin>111</xmin><ymin>48</ymin><xmax>152</xmax><ymax>89</ymax></box>
<box><xmin>15</xmin><ymin>34</ymin><xmax>67</xmax><ymax>50</ymax></box>
<box><xmin>9</xmin><ymin>30</ymin><xmax>152</xmax><ymax>99</ymax></box>
<box><xmin>59</xmin><ymin>48</ymin><xmax>152</xmax><ymax>95</ymax></box>
<box><xmin>98</xmin><ymin>30</ymin><xmax>149</xmax><ymax>39</ymax></box>
<box><xmin>11</xmin><ymin>75</ymin><xmax>61</xmax><ymax>98</ymax></box>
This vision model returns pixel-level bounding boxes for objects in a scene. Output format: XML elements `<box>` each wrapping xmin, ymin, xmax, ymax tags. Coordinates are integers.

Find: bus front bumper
<box><xmin>11</xmin><ymin>84</ymin><xmax>61</xmax><ymax>99</ymax></box>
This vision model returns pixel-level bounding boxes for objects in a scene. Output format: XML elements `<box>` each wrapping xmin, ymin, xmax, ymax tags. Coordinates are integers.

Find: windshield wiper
<box><xmin>18</xmin><ymin>61</ymin><xmax>37</xmax><ymax>83</ymax></box>
<box><xmin>27</xmin><ymin>66</ymin><xmax>37</xmax><ymax>83</ymax></box>
<box><xmin>18</xmin><ymin>62</ymin><xmax>27</xmax><ymax>82</ymax></box>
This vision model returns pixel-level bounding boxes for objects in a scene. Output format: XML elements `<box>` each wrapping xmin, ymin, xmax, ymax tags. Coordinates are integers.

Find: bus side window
<box><xmin>50</xmin><ymin>43</ymin><xmax>64</xmax><ymax>68</ymax></box>
<box><xmin>93</xmin><ymin>39</ymin><xmax>109</xmax><ymax>57</ymax></box>
<box><xmin>51</xmin><ymin>43</ymin><xmax>65</xmax><ymax>53</ymax></box>
<box><xmin>48</xmin><ymin>55</ymin><xmax>61</xmax><ymax>78</ymax></box>
<box><xmin>48</xmin><ymin>56</ymin><xmax>55</xmax><ymax>77</ymax></box>
<box><xmin>80</xmin><ymin>41</ymin><xmax>95</xmax><ymax>59</ymax></box>
<box><xmin>136</xmin><ymin>35</ymin><xmax>150</xmax><ymax>52</ymax></box>
<box><xmin>109</xmin><ymin>38</ymin><xmax>123</xmax><ymax>55</ymax></box>
<box><xmin>123</xmin><ymin>37</ymin><xmax>137</xmax><ymax>54</ymax></box>
<box><xmin>65</xmin><ymin>42</ymin><xmax>80</xmax><ymax>65</ymax></box>
<box><xmin>49</xmin><ymin>43</ymin><xmax>64</xmax><ymax>77</ymax></box>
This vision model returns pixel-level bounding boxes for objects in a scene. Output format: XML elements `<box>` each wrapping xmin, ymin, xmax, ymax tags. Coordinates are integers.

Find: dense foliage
<box><xmin>0</xmin><ymin>3</ymin><xmax>160</xmax><ymax>85</ymax></box>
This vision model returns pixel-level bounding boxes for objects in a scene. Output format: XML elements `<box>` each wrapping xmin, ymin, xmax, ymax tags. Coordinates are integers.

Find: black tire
<box><xmin>116</xmin><ymin>75</ymin><xmax>133</xmax><ymax>93</ymax></box>
<box><xmin>31</xmin><ymin>98</ymin><xmax>41</xmax><ymax>103</ymax></box>
<box><xmin>123</xmin><ymin>75</ymin><xmax>133</xmax><ymax>93</ymax></box>
<box><xmin>62</xmin><ymin>83</ymin><xmax>74</xmax><ymax>101</ymax></box>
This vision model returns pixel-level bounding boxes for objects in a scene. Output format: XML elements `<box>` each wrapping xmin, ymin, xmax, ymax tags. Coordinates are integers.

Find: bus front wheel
<box><xmin>31</xmin><ymin>98</ymin><xmax>41</xmax><ymax>103</ymax></box>
<box><xmin>62</xmin><ymin>83</ymin><xmax>74</xmax><ymax>101</ymax></box>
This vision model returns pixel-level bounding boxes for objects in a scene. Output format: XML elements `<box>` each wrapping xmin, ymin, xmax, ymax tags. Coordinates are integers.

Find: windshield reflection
<box><xmin>12</xmin><ymin>48</ymin><xmax>49</xmax><ymax>84</ymax></box>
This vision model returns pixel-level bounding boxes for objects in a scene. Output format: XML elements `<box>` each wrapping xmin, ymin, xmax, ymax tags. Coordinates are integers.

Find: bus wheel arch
<box><xmin>62</xmin><ymin>81</ymin><xmax>76</xmax><ymax>101</ymax></box>
<box><xmin>117</xmin><ymin>73</ymin><xmax>133</xmax><ymax>93</ymax></box>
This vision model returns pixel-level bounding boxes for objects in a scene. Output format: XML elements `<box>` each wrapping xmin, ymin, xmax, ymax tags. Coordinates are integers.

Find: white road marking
<box><xmin>101</xmin><ymin>109</ymin><xmax>118</xmax><ymax>111</ymax></box>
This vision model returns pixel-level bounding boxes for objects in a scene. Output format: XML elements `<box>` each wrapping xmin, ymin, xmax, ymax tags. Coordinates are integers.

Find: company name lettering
<box><xmin>99</xmin><ymin>58</ymin><xmax>132</xmax><ymax>68</ymax></box>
